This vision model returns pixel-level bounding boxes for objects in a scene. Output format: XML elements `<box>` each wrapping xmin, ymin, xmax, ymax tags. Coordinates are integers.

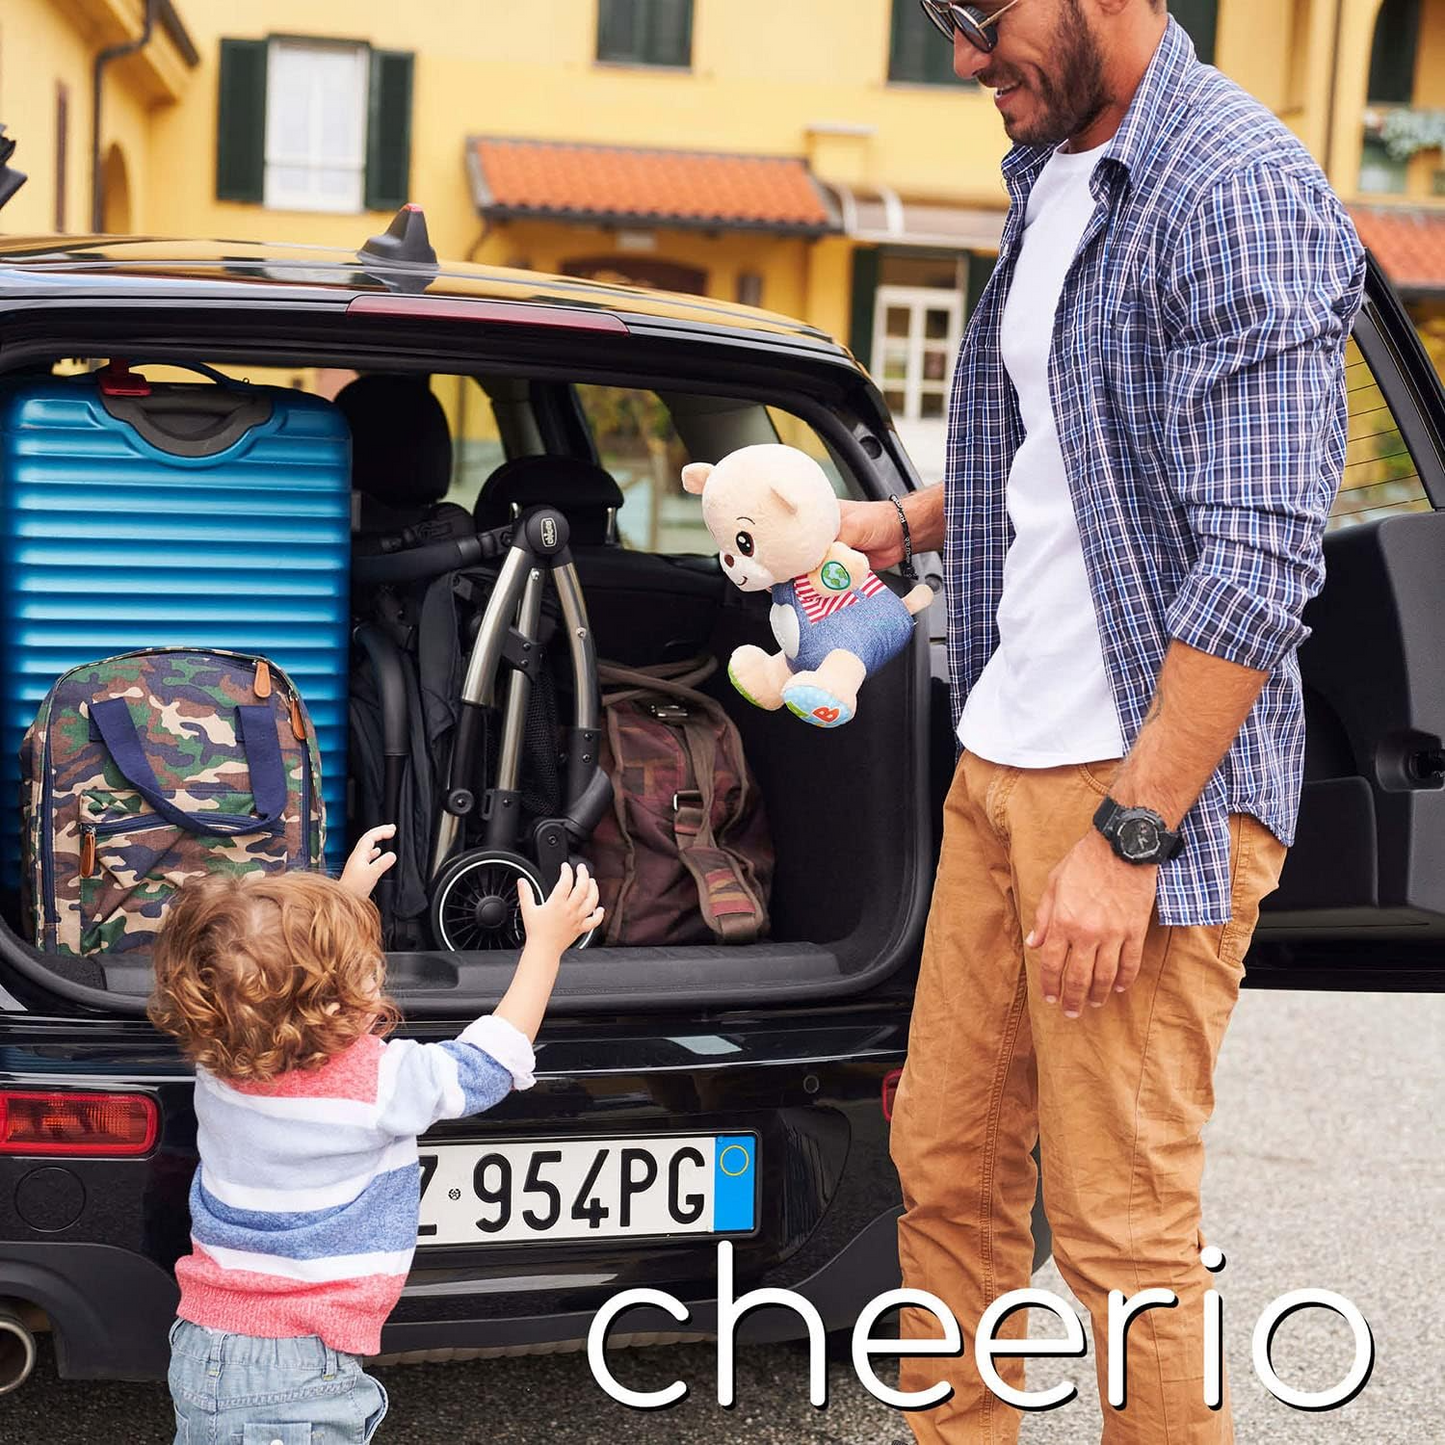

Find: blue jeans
<box><xmin>168</xmin><ymin>1319</ymin><xmax>389</xmax><ymax>1445</ymax></box>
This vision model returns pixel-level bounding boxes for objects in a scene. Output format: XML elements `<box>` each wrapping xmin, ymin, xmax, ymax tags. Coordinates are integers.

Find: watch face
<box><xmin>1119</xmin><ymin>815</ymin><xmax>1160</xmax><ymax>861</ymax></box>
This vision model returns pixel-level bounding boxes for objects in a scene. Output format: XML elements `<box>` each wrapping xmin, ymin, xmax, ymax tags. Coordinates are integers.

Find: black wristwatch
<box><xmin>1093</xmin><ymin>797</ymin><xmax>1185</xmax><ymax>866</ymax></box>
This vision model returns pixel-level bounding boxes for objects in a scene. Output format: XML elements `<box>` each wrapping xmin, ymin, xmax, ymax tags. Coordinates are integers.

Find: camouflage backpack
<box><xmin>588</xmin><ymin>657</ymin><xmax>772</xmax><ymax>946</ymax></box>
<box><xmin>20</xmin><ymin>648</ymin><xmax>325</xmax><ymax>958</ymax></box>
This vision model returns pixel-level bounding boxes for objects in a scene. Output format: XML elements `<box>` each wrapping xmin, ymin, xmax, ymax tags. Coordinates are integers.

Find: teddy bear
<box><xmin>681</xmin><ymin>443</ymin><xmax>933</xmax><ymax>728</ymax></box>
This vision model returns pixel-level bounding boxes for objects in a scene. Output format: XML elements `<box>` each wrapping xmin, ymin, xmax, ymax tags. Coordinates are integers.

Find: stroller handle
<box><xmin>352</xmin><ymin>528</ymin><xmax>508</xmax><ymax>588</ymax></box>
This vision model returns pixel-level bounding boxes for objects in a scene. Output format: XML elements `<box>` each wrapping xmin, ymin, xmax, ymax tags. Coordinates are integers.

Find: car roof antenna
<box><xmin>0</xmin><ymin>127</ymin><xmax>28</xmax><ymax>214</ymax></box>
<box><xmin>359</xmin><ymin>204</ymin><xmax>439</xmax><ymax>269</ymax></box>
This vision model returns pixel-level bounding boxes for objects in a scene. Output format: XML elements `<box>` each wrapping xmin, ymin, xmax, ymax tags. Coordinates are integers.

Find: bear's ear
<box><xmin>768</xmin><ymin>482</ymin><xmax>799</xmax><ymax>516</ymax></box>
<box><xmin>681</xmin><ymin>462</ymin><xmax>714</xmax><ymax>495</ymax></box>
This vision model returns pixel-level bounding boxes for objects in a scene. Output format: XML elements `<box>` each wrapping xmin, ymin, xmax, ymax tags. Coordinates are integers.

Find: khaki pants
<box><xmin>890</xmin><ymin>750</ymin><xmax>1288</xmax><ymax>1444</ymax></box>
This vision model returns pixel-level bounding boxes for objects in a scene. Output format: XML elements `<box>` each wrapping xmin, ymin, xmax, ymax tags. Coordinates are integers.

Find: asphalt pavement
<box><xmin>1</xmin><ymin>987</ymin><xmax>1440</xmax><ymax>1444</ymax></box>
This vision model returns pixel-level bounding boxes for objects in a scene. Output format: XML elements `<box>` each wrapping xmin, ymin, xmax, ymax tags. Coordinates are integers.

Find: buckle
<box><xmin>648</xmin><ymin>702</ymin><xmax>689</xmax><ymax>722</ymax></box>
<box><xmin>673</xmin><ymin>789</ymin><xmax>703</xmax><ymax>815</ymax></box>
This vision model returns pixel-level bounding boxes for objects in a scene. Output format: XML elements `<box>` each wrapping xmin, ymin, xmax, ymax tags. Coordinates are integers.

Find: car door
<box><xmin>1249</xmin><ymin>257</ymin><xmax>1445</xmax><ymax>992</ymax></box>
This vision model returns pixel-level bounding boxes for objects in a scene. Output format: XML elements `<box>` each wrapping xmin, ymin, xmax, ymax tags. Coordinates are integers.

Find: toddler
<box><xmin>148</xmin><ymin>824</ymin><xmax>602</xmax><ymax>1444</ymax></box>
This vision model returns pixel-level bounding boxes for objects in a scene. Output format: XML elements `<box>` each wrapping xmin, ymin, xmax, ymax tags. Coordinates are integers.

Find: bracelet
<box><xmin>889</xmin><ymin>495</ymin><xmax>918</xmax><ymax>580</ymax></box>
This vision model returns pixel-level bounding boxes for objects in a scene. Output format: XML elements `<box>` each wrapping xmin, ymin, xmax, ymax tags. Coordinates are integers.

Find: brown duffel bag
<box><xmin>589</xmin><ymin>657</ymin><xmax>772</xmax><ymax>945</ymax></box>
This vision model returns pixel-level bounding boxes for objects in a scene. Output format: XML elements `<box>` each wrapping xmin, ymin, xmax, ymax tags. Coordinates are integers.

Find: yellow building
<box><xmin>0</xmin><ymin>0</ymin><xmax>198</xmax><ymax>235</ymax></box>
<box><xmin>2</xmin><ymin>0</ymin><xmax>1444</xmax><ymax>434</ymax></box>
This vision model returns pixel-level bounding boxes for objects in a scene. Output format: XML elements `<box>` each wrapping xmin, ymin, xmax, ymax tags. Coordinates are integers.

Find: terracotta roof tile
<box><xmin>469</xmin><ymin>137</ymin><xmax>840</xmax><ymax>235</ymax></box>
<box><xmin>1349</xmin><ymin>205</ymin><xmax>1445</xmax><ymax>296</ymax></box>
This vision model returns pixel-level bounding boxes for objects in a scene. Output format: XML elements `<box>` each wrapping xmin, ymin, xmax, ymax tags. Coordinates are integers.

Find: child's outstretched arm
<box><xmin>374</xmin><ymin>864</ymin><xmax>603</xmax><ymax>1137</ymax></box>
<box><xmin>494</xmin><ymin>862</ymin><xmax>603</xmax><ymax>1042</ymax></box>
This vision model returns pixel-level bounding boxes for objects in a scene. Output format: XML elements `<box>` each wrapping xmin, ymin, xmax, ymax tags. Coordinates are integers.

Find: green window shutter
<box><xmin>1367</xmin><ymin>0</ymin><xmax>1422</xmax><ymax>104</ymax></box>
<box><xmin>888</xmin><ymin>0</ymin><xmax>965</xmax><ymax>86</ymax></box>
<box><xmin>648</xmin><ymin>0</ymin><xmax>693</xmax><ymax>67</ymax></box>
<box><xmin>598</xmin><ymin>0</ymin><xmax>641</xmax><ymax>61</ymax></box>
<box><xmin>598</xmin><ymin>0</ymin><xmax>691</xmax><ymax>66</ymax></box>
<box><xmin>1170</xmin><ymin>0</ymin><xmax>1219</xmax><ymax>66</ymax></box>
<box><xmin>966</xmin><ymin>251</ymin><xmax>996</xmax><ymax>320</ymax></box>
<box><xmin>216</xmin><ymin>38</ymin><xmax>267</xmax><ymax>203</ymax></box>
<box><xmin>365</xmin><ymin>49</ymin><xmax>414</xmax><ymax>212</ymax></box>
<box><xmin>849</xmin><ymin>247</ymin><xmax>881</xmax><ymax>367</ymax></box>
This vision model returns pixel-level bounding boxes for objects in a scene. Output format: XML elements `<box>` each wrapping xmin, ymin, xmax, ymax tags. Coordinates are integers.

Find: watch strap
<box><xmin>1093</xmin><ymin>795</ymin><xmax>1184</xmax><ymax>865</ymax></box>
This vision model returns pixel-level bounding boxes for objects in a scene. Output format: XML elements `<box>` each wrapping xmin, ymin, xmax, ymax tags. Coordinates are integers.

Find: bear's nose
<box><xmin>723</xmin><ymin>554</ymin><xmax>735</xmax><ymax>568</ymax></box>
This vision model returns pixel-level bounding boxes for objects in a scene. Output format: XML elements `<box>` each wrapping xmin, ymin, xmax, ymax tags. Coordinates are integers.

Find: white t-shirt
<box><xmin>957</xmin><ymin>140</ymin><xmax>1126</xmax><ymax>766</ymax></box>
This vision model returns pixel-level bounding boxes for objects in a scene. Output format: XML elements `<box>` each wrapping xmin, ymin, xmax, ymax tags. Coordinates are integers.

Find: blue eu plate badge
<box><xmin>712</xmin><ymin>1135</ymin><xmax>757</xmax><ymax>1233</ymax></box>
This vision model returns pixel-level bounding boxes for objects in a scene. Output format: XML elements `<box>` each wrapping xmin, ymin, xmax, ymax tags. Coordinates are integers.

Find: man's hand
<box><xmin>838</xmin><ymin>499</ymin><xmax>906</xmax><ymax>571</ymax></box>
<box><xmin>838</xmin><ymin>484</ymin><xmax>946</xmax><ymax>573</ymax></box>
<box><xmin>339</xmin><ymin>823</ymin><xmax>397</xmax><ymax>901</ymax></box>
<box><xmin>1026</xmin><ymin>831</ymin><xmax>1158</xmax><ymax>1017</ymax></box>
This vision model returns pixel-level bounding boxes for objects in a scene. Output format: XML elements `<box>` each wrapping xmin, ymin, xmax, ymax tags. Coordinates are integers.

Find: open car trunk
<box><xmin>0</xmin><ymin>308</ymin><xmax>936</xmax><ymax>1016</ymax></box>
<box><xmin>95</xmin><ymin>545</ymin><xmax>934</xmax><ymax>1011</ymax></box>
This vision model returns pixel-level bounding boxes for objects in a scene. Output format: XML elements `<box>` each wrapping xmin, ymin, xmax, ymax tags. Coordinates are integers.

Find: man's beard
<box><xmin>983</xmin><ymin>1</ymin><xmax>1108</xmax><ymax>147</ymax></box>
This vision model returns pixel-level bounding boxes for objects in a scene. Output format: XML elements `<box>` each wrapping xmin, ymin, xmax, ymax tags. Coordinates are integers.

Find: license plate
<box><xmin>417</xmin><ymin>1134</ymin><xmax>758</xmax><ymax>1246</ymax></box>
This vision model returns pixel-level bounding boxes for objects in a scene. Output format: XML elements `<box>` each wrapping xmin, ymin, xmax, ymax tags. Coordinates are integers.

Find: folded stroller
<box><xmin>352</xmin><ymin>506</ymin><xmax>611</xmax><ymax>951</ymax></box>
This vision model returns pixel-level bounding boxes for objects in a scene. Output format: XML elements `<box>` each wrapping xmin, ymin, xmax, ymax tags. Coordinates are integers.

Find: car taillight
<box><xmin>882</xmin><ymin>1068</ymin><xmax>902</xmax><ymax>1122</ymax></box>
<box><xmin>0</xmin><ymin>1091</ymin><xmax>158</xmax><ymax>1157</ymax></box>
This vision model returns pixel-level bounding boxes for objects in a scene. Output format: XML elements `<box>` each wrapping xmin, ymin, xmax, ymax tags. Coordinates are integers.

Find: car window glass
<box><xmin>1331</xmin><ymin>336</ymin><xmax>1431</xmax><ymax>530</ymax></box>
<box><xmin>444</xmin><ymin>379</ymin><xmax>504</xmax><ymax>511</ymax></box>
<box><xmin>575</xmin><ymin>384</ymin><xmax>704</xmax><ymax>553</ymax></box>
<box><xmin>574</xmin><ymin>387</ymin><xmax>866</xmax><ymax>554</ymax></box>
<box><xmin>766</xmin><ymin>408</ymin><xmax>857</xmax><ymax>501</ymax></box>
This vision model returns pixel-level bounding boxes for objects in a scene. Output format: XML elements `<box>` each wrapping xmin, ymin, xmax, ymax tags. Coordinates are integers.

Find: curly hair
<box><xmin>148</xmin><ymin>871</ymin><xmax>400</xmax><ymax>1083</ymax></box>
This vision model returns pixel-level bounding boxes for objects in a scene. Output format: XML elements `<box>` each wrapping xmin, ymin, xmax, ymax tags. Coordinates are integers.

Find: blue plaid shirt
<box><xmin>944</xmin><ymin>19</ymin><xmax>1367</xmax><ymax>926</ymax></box>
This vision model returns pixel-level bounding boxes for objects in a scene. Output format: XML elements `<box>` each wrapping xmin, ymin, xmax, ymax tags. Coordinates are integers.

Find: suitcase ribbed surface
<box><xmin>0</xmin><ymin>378</ymin><xmax>352</xmax><ymax>883</ymax></box>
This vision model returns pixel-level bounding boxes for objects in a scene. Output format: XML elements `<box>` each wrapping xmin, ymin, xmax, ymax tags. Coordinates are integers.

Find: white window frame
<box><xmin>871</xmin><ymin>285</ymin><xmax>964</xmax><ymax>424</ymax></box>
<box><xmin>263</xmin><ymin>38</ymin><xmax>368</xmax><ymax>214</ymax></box>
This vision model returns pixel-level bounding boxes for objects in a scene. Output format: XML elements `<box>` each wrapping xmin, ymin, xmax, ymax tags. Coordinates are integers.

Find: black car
<box><xmin>0</xmin><ymin>210</ymin><xmax>1441</xmax><ymax>1391</ymax></box>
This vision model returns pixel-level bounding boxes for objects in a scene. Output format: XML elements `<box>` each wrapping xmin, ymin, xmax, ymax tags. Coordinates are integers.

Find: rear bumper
<box><xmin>3</xmin><ymin>1209</ymin><xmax>903</xmax><ymax>1381</ymax></box>
<box><xmin>376</xmin><ymin>1206</ymin><xmax>905</xmax><ymax>1362</ymax></box>
<box><xmin>0</xmin><ymin>1242</ymin><xmax>178</xmax><ymax>1380</ymax></box>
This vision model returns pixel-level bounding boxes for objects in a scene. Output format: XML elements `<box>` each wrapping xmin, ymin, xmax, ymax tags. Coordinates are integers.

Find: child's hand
<box><xmin>340</xmin><ymin>824</ymin><xmax>397</xmax><ymax>900</ymax></box>
<box><xmin>517</xmin><ymin>862</ymin><xmax>604</xmax><ymax>957</ymax></box>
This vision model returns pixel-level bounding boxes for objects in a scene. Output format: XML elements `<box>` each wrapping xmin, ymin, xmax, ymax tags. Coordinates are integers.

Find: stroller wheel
<box><xmin>431</xmin><ymin>851</ymin><xmax>541</xmax><ymax>952</ymax></box>
<box><xmin>430</xmin><ymin>851</ymin><xmax>597</xmax><ymax>952</ymax></box>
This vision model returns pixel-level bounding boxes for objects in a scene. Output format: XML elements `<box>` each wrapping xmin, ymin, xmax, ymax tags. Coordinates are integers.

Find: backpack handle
<box><xmin>90</xmin><ymin>698</ymin><xmax>289</xmax><ymax>835</ymax></box>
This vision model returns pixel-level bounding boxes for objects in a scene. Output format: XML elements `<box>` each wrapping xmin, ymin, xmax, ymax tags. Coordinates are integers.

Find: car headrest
<box><xmin>475</xmin><ymin>456</ymin><xmax>626</xmax><ymax>547</ymax></box>
<box><xmin>336</xmin><ymin>374</ymin><xmax>452</xmax><ymax>510</ymax></box>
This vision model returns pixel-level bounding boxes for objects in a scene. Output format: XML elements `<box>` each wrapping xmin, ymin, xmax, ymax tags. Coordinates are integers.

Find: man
<box><xmin>839</xmin><ymin>2</ymin><xmax>1365</xmax><ymax>1441</ymax></box>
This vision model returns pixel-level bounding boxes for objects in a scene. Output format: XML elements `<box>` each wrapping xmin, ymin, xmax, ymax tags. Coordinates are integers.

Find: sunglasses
<box><xmin>918</xmin><ymin>0</ymin><xmax>1025</xmax><ymax>53</ymax></box>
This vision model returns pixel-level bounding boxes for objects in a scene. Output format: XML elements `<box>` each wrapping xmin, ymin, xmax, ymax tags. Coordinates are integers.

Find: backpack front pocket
<box><xmin>74</xmin><ymin>785</ymin><xmax>288</xmax><ymax>956</ymax></box>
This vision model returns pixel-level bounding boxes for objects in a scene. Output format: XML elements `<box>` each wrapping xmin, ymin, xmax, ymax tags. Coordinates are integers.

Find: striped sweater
<box><xmin>175</xmin><ymin>1014</ymin><xmax>535</xmax><ymax>1356</ymax></box>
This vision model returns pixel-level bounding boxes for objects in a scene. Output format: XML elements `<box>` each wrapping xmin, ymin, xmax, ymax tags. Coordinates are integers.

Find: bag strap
<box><xmin>90</xmin><ymin>698</ymin><xmax>288</xmax><ymax>835</ymax></box>
<box><xmin>664</xmin><ymin>713</ymin><xmax>767</xmax><ymax>945</ymax></box>
<box><xmin>598</xmin><ymin>656</ymin><xmax>718</xmax><ymax>708</ymax></box>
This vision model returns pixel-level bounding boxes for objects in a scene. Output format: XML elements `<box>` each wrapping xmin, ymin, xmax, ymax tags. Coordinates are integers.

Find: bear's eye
<box><xmin>735</xmin><ymin>531</ymin><xmax>755</xmax><ymax>557</ymax></box>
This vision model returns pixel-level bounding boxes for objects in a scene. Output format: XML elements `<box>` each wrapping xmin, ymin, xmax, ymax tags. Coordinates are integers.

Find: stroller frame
<box><xmin>353</xmin><ymin>506</ymin><xmax>611</xmax><ymax>951</ymax></box>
